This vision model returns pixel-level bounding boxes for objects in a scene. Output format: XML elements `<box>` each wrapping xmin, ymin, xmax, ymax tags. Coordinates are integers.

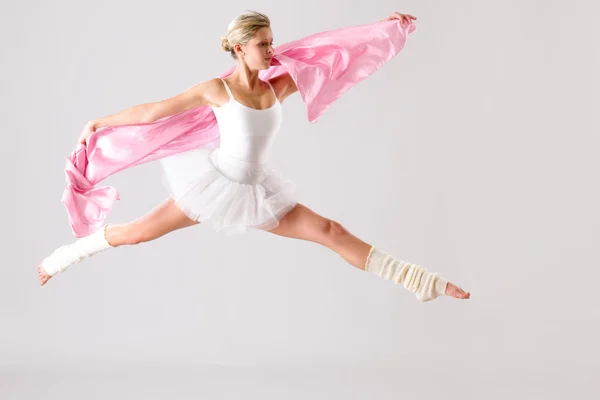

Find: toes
<box><xmin>37</xmin><ymin>264</ymin><xmax>51</xmax><ymax>284</ymax></box>
<box><xmin>446</xmin><ymin>284</ymin><xmax>471</xmax><ymax>299</ymax></box>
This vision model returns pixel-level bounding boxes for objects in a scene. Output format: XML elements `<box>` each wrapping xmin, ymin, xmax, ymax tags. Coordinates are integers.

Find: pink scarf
<box><xmin>63</xmin><ymin>20</ymin><xmax>416</xmax><ymax>237</ymax></box>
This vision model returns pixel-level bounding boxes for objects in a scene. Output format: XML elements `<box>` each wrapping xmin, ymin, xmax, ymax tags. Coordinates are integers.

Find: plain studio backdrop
<box><xmin>2</xmin><ymin>0</ymin><xmax>598</xmax><ymax>399</ymax></box>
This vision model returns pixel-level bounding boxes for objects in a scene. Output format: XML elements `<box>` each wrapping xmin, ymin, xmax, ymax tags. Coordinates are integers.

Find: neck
<box><xmin>226</xmin><ymin>63</ymin><xmax>263</xmax><ymax>90</ymax></box>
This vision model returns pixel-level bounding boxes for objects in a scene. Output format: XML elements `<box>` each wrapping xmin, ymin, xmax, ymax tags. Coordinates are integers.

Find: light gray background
<box><xmin>2</xmin><ymin>0</ymin><xmax>598</xmax><ymax>399</ymax></box>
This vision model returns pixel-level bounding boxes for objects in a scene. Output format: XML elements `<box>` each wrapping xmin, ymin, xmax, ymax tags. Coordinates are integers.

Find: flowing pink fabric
<box><xmin>62</xmin><ymin>20</ymin><xmax>416</xmax><ymax>237</ymax></box>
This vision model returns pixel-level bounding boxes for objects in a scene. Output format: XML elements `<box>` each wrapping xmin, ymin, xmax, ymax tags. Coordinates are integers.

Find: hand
<box><xmin>382</xmin><ymin>12</ymin><xmax>416</xmax><ymax>25</ymax></box>
<box><xmin>77</xmin><ymin>120</ymin><xmax>97</xmax><ymax>147</ymax></box>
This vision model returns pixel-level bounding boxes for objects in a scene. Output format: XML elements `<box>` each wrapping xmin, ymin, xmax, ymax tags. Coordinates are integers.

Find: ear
<box><xmin>234</xmin><ymin>43</ymin><xmax>245</xmax><ymax>56</ymax></box>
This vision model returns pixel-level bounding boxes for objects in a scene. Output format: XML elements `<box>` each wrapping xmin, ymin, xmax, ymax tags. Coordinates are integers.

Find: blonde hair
<box><xmin>220</xmin><ymin>10</ymin><xmax>271</xmax><ymax>60</ymax></box>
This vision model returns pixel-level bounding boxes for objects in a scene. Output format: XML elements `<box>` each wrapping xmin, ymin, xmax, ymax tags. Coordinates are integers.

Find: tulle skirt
<box><xmin>159</xmin><ymin>139</ymin><xmax>298</xmax><ymax>235</ymax></box>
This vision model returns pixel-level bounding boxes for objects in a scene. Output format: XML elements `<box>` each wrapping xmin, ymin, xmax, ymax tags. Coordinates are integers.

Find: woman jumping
<box><xmin>38</xmin><ymin>10</ymin><xmax>470</xmax><ymax>303</ymax></box>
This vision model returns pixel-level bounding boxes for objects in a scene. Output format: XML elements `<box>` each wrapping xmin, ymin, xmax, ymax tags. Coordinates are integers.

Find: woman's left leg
<box><xmin>264</xmin><ymin>204</ymin><xmax>373</xmax><ymax>269</ymax></box>
<box><xmin>262</xmin><ymin>203</ymin><xmax>470</xmax><ymax>302</ymax></box>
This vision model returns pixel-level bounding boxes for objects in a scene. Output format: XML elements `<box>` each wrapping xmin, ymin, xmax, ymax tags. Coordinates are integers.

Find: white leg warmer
<box><xmin>364</xmin><ymin>246</ymin><xmax>449</xmax><ymax>302</ymax></box>
<box><xmin>41</xmin><ymin>225</ymin><xmax>114</xmax><ymax>276</ymax></box>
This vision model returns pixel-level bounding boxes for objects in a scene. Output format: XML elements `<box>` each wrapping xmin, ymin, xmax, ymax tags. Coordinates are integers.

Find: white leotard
<box><xmin>206</xmin><ymin>78</ymin><xmax>284</xmax><ymax>184</ymax></box>
<box><xmin>159</xmin><ymin>76</ymin><xmax>297</xmax><ymax>234</ymax></box>
<box><xmin>211</xmin><ymin>78</ymin><xmax>282</xmax><ymax>164</ymax></box>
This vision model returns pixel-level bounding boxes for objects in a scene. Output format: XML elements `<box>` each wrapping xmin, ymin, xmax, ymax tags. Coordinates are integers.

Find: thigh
<box><xmin>262</xmin><ymin>203</ymin><xmax>331</xmax><ymax>243</ymax></box>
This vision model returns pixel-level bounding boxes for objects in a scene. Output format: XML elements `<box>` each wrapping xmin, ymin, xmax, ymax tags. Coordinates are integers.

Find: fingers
<box><xmin>388</xmin><ymin>12</ymin><xmax>417</xmax><ymax>25</ymax></box>
<box><xmin>402</xmin><ymin>13</ymin><xmax>416</xmax><ymax>24</ymax></box>
<box><xmin>76</xmin><ymin>121</ymin><xmax>95</xmax><ymax>147</ymax></box>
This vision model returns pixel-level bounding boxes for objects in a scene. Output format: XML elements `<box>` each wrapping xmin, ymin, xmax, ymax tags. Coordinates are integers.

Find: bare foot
<box><xmin>446</xmin><ymin>282</ymin><xmax>470</xmax><ymax>299</ymax></box>
<box><xmin>38</xmin><ymin>264</ymin><xmax>52</xmax><ymax>286</ymax></box>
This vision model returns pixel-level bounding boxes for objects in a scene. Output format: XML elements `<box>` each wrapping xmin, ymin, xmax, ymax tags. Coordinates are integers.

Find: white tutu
<box><xmin>159</xmin><ymin>139</ymin><xmax>298</xmax><ymax>235</ymax></box>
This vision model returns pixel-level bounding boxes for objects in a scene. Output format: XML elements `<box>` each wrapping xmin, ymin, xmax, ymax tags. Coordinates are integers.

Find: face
<box><xmin>236</xmin><ymin>27</ymin><xmax>274</xmax><ymax>70</ymax></box>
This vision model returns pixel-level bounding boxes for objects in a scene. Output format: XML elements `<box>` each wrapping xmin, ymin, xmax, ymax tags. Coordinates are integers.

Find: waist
<box><xmin>217</xmin><ymin>147</ymin><xmax>269</xmax><ymax>165</ymax></box>
<box><xmin>218</xmin><ymin>135</ymin><xmax>274</xmax><ymax>164</ymax></box>
<box><xmin>209</xmin><ymin>148</ymin><xmax>271</xmax><ymax>184</ymax></box>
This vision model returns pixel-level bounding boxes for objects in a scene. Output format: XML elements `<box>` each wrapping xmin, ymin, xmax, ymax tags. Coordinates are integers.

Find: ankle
<box><xmin>104</xmin><ymin>223</ymin><xmax>125</xmax><ymax>247</ymax></box>
<box><xmin>105</xmin><ymin>223</ymin><xmax>145</xmax><ymax>246</ymax></box>
<box><xmin>365</xmin><ymin>246</ymin><xmax>448</xmax><ymax>302</ymax></box>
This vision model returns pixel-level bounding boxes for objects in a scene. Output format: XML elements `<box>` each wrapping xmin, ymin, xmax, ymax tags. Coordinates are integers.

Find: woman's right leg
<box><xmin>38</xmin><ymin>197</ymin><xmax>199</xmax><ymax>285</ymax></box>
<box><xmin>105</xmin><ymin>197</ymin><xmax>199</xmax><ymax>247</ymax></box>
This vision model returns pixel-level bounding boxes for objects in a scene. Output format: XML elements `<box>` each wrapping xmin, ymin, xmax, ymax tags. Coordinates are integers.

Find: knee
<box><xmin>318</xmin><ymin>219</ymin><xmax>350</xmax><ymax>245</ymax></box>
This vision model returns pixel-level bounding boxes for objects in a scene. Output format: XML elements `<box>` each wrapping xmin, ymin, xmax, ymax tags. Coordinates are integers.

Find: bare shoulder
<box><xmin>185</xmin><ymin>77</ymin><xmax>228</xmax><ymax>107</ymax></box>
<box><xmin>145</xmin><ymin>78</ymin><xmax>226</xmax><ymax>122</ymax></box>
<box><xmin>268</xmin><ymin>73</ymin><xmax>298</xmax><ymax>104</ymax></box>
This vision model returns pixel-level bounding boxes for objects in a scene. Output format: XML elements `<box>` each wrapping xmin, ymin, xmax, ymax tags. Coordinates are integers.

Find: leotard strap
<box><xmin>219</xmin><ymin>78</ymin><xmax>234</xmax><ymax>101</ymax></box>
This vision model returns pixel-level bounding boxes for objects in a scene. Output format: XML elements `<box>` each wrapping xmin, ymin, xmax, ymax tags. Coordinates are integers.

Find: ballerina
<box><xmin>38</xmin><ymin>10</ymin><xmax>470</xmax><ymax>303</ymax></box>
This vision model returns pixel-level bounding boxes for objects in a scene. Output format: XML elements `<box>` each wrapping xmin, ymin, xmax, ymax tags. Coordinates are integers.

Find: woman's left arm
<box><xmin>270</xmin><ymin>73</ymin><xmax>298</xmax><ymax>104</ymax></box>
<box><xmin>271</xmin><ymin>12</ymin><xmax>415</xmax><ymax>104</ymax></box>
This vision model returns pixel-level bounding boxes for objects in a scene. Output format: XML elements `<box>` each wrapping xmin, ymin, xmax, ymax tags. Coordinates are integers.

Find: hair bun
<box><xmin>220</xmin><ymin>35</ymin><xmax>231</xmax><ymax>52</ymax></box>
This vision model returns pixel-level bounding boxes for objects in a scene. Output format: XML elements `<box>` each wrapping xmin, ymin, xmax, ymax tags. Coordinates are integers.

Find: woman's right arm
<box><xmin>91</xmin><ymin>78</ymin><xmax>220</xmax><ymax>129</ymax></box>
<box><xmin>78</xmin><ymin>78</ymin><xmax>221</xmax><ymax>146</ymax></box>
